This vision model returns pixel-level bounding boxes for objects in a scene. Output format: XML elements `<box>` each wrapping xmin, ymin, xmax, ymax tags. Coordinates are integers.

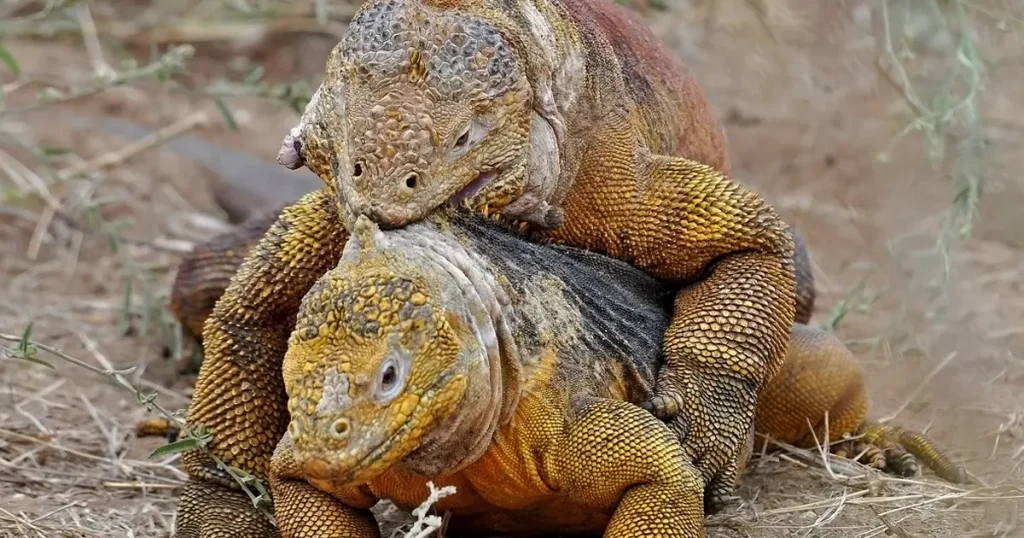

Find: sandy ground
<box><xmin>1</xmin><ymin>1</ymin><xmax>1022</xmax><ymax>536</ymax></box>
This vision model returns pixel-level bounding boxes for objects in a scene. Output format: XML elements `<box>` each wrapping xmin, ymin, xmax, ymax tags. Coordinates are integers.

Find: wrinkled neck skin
<box><xmin>504</xmin><ymin>0</ymin><xmax>592</xmax><ymax>221</ymax></box>
<box><xmin>344</xmin><ymin>216</ymin><xmax>523</xmax><ymax>477</ymax></box>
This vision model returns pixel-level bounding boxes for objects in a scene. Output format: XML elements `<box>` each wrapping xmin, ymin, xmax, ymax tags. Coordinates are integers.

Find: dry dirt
<box><xmin>1</xmin><ymin>1</ymin><xmax>1023</xmax><ymax>537</ymax></box>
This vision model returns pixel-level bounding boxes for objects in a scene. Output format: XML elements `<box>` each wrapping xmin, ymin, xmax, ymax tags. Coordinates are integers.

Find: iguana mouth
<box><xmin>298</xmin><ymin>368</ymin><xmax>459</xmax><ymax>485</ymax></box>
<box><xmin>344</xmin><ymin>369</ymin><xmax>463</xmax><ymax>484</ymax></box>
<box><xmin>450</xmin><ymin>172</ymin><xmax>497</xmax><ymax>206</ymax></box>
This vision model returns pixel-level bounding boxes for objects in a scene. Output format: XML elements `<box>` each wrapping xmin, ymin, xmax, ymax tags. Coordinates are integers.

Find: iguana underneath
<box><xmin>194</xmin><ymin>0</ymin><xmax>795</xmax><ymax>521</ymax></box>
<box><xmin>255</xmin><ymin>210</ymin><xmax>963</xmax><ymax>538</ymax></box>
<box><xmin>159</xmin><ymin>204</ymin><xmax>963</xmax><ymax>536</ymax></box>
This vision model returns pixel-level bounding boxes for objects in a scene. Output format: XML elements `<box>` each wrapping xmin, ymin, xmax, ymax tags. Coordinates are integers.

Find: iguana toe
<box><xmin>641</xmin><ymin>391</ymin><xmax>685</xmax><ymax>420</ymax></box>
<box><xmin>837</xmin><ymin>421</ymin><xmax>966</xmax><ymax>484</ymax></box>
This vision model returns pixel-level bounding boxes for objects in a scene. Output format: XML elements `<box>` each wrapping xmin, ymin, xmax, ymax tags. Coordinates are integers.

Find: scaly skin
<box><xmin>172</xmin><ymin>188</ymin><xmax>348</xmax><ymax>538</ymax></box>
<box><xmin>280</xmin><ymin>0</ymin><xmax>793</xmax><ymax>508</ymax></box>
<box><xmin>169</xmin><ymin>208</ymin><xmax>286</xmax><ymax>337</ymax></box>
<box><xmin>754</xmin><ymin>325</ymin><xmax>965</xmax><ymax>485</ymax></box>
<box><xmin>265</xmin><ymin>212</ymin><xmax>963</xmax><ymax>537</ymax></box>
<box><xmin>161</xmin><ymin>207</ymin><xmax>964</xmax><ymax>537</ymax></box>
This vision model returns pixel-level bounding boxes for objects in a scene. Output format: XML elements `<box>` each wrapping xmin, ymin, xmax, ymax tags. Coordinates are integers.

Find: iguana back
<box><xmin>450</xmin><ymin>212</ymin><xmax>674</xmax><ymax>390</ymax></box>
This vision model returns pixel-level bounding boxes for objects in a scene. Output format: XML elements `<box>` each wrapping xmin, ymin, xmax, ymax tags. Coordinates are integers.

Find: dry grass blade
<box><xmin>870</xmin><ymin>505</ymin><xmax>918</xmax><ymax>538</ymax></box>
<box><xmin>879</xmin><ymin>351</ymin><xmax>958</xmax><ymax>424</ymax></box>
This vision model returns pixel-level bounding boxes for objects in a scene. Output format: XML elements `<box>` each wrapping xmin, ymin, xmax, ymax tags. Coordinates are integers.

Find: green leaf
<box><xmin>18</xmin><ymin>322</ymin><xmax>33</xmax><ymax>355</ymax></box>
<box><xmin>149</xmin><ymin>437</ymin><xmax>200</xmax><ymax>458</ymax></box>
<box><xmin>214</xmin><ymin>97</ymin><xmax>239</xmax><ymax>131</ymax></box>
<box><xmin>17</xmin><ymin>354</ymin><xmax>55</xmax><ymax>369</ymax></box>
<box><xmin>40</xmin><ymin>147</ymin><xmax>72</xmax><ymax>157</ymax></box>
<box><xmin>243</xmin><ymin>66</ymin><xmax>264</xmax><ymax>86</ymax></box>
<box><xmin>0</xmin><ymin>43</ymin><xmax>20</xmax><ymax>76</ymax></box>
<box><xmin>12</xmin><ymin>323</ymin><xmax>52</xmax><ymax>369</ymax></box>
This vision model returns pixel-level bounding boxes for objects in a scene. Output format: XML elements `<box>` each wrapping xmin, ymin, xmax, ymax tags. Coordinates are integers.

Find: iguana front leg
<box><xmin>269</xmin><ymin>435</ymin><xmax>382</xmax><ymax>538</ymax></box>
<box><xmin>672</xmin><ymin>252</ymin><xmax>794</xmax><ymax>503</ymax></box>
<box><xmin>658</xmin><ymin>246</ymin><xmax>795</xmax><ymax>511</ymax></box>
<box><xmin>169</xmin><ymin>208</ymin><xmax>286</xmax><ymax>338</ymax></box>
<box><xmin>549</xmin><ymin>397</ymin><xmax>706</xmax><ymax>538</ymax></box>
<box><xmin>549</xmin><ymin>119</ymin><xmax>797</xmax><ymax>513</ymax></box>
<box><xmin>176</xmin><ymin>188</ymin><xmax>347</xmax><ymax>537</ymax></box>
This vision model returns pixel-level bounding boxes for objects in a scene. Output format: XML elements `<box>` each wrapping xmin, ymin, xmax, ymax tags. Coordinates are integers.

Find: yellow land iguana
<box><xmin>160</xmin><ymin>205</ymin><xmax>963</xmax><ymax>537</ymax></box>
<box><xmin>277</xmin><ymin>0</ymin><xmax>791</xmax><ymax>511</ymax></box>
<box><xmin>260</xmin><ymin>211</ymin><xmax>963</xmax><ymax>538</ymax></box>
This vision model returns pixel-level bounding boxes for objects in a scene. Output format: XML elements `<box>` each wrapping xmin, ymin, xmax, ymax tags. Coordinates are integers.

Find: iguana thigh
<box><xmin>755</xmin><ymin>324</ymin><xmax>966</xmax><ymax>484</ymax></box>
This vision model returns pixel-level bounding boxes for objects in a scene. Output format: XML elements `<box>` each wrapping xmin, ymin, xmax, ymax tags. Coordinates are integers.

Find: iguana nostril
<box><xmin>329</xmin><ymin>418</ymin><xmax>350</xmax><ymax>440</ymax></box>
<box><xmin>404</xmin><ymin>173</ymin><xmax>419</xmax><ymax>190</ymax></box>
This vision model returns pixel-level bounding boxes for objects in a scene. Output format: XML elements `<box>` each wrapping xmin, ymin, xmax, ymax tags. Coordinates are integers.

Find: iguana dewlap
<box><xmin>265</xmin><ymin>211</ymin><xmax>964</xmax><ymax>538</ymax></box>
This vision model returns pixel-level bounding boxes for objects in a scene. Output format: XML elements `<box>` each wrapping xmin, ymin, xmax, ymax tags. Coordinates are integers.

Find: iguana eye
<box><xmin>372</xmin><ymin>354</ymin><xmax>408</xmax><ymax>404</ymax></box>
<box><xmin>454</xmin><ymin>127</ymin><xmax>470</xmax><ymax>148</ymax></box>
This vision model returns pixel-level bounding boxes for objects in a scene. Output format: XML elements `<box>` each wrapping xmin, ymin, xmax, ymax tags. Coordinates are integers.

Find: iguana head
<box><xmin>282</xmin><ymin>215</ymin><xmax>516</xmax><ymax>485</ymax></box>
<box><xmin>280</xmin><ymin>0</ymin><xmax>536</xmax><ymax>229</ymax></box>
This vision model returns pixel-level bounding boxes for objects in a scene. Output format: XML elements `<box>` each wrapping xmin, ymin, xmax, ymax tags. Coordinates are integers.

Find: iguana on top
<box><xmin>276</xmin><ymin>0</ymin><xmax>793</xmax><ymax>511</ymax></box>
<box><xmin>260</xmin><ymin>211</ymin><xmax>962</xmax><ymax>538</ymax></box>
<box><xmin>175</xmin><ymin>0</ymin><xmax>803</xmax><ymax>533</ymax></box>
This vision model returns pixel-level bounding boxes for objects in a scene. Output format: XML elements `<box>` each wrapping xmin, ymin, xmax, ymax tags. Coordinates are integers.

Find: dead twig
<box><xmin>56</xmin><ymin>111</ymin><xmax>209</xmax><ymax>181</ymax></box>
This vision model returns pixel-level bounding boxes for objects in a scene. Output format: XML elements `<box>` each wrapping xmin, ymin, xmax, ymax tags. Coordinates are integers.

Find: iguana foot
<box><xmin>639</xmin><ymin>392</ymin><xmax>685</xmax><ymax>419</ymax></box>
<box><xmin>836</xmin><ymin>435</ymin><xmax>917</xmax><ymax>478</ymax></box>
<box><xmin>835</xmin><ymin>421</ymin><xmax>967</xmax><ymax>484</ymax></box>
<box><xmin>640</xmin><ymin>388</ymin><xmax>748</xmax><ymax>515</ymax></box>
<box><xmin>648</xmin><ymin>367</ymin><xmax>759</xmax><ymax>517</ymax></box>
<box><xmin>702</xmin><ymin>457</ymin><xmax>740</xmax><ymax>515</ymax></box>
